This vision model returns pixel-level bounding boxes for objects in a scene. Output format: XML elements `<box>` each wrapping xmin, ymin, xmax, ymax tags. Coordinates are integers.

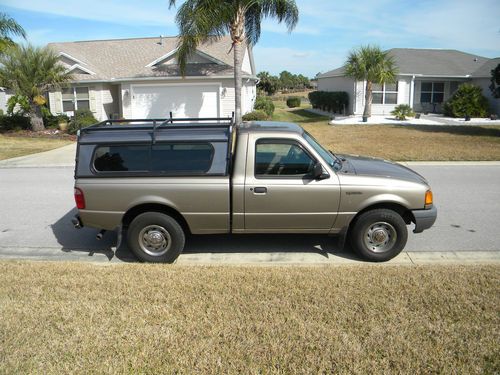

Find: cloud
<box><xmin>253</xmin><ymin>46</ymin><xmax>343</xmax><ymax>77</ymax></box>
<box><xmin>1</xmin><ymin>0</ymin><xmax>175</xmax><ymax>27</ymax></box>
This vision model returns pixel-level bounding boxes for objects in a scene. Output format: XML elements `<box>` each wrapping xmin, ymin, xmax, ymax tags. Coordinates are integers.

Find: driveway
<box><xmin>0</xmin><ymin>146</ymin><xmax>499</xmax><ymax>264</ymax></box>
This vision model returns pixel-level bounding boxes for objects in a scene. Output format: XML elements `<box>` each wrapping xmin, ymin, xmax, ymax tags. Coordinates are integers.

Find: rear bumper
<box><xmin>412</xmin><ymin>206</ymin><xmax>437</xmax><ymax>233</ymax></box>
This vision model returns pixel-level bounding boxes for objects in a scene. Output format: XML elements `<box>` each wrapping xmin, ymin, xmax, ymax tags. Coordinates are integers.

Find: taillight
<box><xmin>74</xmin><ymin>188</ymin><xmax>86</xmax><ymax>209</ymax></box>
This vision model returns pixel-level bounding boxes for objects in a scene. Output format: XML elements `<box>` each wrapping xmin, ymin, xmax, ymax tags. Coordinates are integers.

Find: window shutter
<box><xmin>54</xmin><ymin>91</ymin><xmax>63</xmax><ymax>113</ymax></box>
<box><xmin>89</xmin><ymin>86</ymin><xmax>97</xmax><ymax>113</ymax></box>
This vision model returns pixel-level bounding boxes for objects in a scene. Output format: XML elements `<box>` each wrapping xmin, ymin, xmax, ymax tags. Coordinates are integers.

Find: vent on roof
<box><xmin>158</xmin><ymin>35</ymin><xmax>164</xmax><ymax>46</ymax></box>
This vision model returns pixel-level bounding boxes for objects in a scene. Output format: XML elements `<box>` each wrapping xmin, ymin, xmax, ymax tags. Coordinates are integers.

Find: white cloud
<box><xmin>253</xmin><ymin>46</ymin><xmax>343</xmax><ymax>77</ymax></box>
<box><xmin>2</xmin><ymin>0</ymin><xmax>175</xmax><ymax>26</ymax></box>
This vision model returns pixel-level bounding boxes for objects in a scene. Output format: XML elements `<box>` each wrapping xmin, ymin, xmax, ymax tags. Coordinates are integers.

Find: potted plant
<box><xmin>57</xmin><ymin>114</ymin><xmax>69</xmax><ymax>132</ymax></box>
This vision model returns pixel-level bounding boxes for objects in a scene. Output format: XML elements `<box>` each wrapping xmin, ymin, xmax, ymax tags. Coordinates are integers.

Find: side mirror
<box><xmin>312</xmin><ymin>162</ymin><xmax>329</xmax><ymax>180</ymax></box>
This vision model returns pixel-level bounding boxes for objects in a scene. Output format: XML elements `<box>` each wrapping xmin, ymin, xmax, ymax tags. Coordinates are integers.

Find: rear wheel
<box><xmin>349</xmin><ymin>209</ymin><xmax>408</xmax><ymax>262</ymax></box>
<box><xmin>127</xmin><ymin>212</ymin><xmax>185</xmax><ymax>263</ymax></box>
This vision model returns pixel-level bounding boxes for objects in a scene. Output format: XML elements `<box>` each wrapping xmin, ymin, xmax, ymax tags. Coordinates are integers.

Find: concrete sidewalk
<box><xmin>0</xmin><ymin>143</ymin><xmax>76</xmax><ymax>168</ymax></box>
<box><xmin>0</xmin><ymin>246</ymin><xmax>498</xmax><ymax>266</ymax></box>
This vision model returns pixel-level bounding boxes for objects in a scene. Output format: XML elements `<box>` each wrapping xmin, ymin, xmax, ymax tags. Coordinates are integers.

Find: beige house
<box><xmin>43</xmin><ymin>36</ymin><xmax>257</xmax><ymax>121</ymax></box>
<box><xmin>317</xmin><ymin>49</ymin><xmax>500</xmax><ymax>116</ymax></box>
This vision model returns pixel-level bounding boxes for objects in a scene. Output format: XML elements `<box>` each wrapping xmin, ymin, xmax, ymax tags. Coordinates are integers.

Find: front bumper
<box><xmin>412</xmin><ymin>206</ymin><xmax>437</xmax><ymax>233</ymax></box>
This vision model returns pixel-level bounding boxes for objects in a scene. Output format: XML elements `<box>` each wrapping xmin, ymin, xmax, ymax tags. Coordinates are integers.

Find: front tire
<box><xmin>349</xmin><ymin>209</ymin><xmax>408</xmax><ymax>262</ymax></box>
<box><xmin>127</xmin><ymin>212</ymin><xmax>185</xmax><ymax>263</ymax></box>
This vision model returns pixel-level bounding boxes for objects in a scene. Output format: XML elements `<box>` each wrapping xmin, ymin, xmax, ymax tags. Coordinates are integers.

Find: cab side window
<box><xmin>255</xmin><ymin>140</ymin><xmax>315</xmax><ymax>177</ymax></box>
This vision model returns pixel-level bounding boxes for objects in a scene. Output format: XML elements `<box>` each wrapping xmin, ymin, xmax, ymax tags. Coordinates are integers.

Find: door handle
<box><xmin>253</xmin><ymin>187</ymin><xmax>267</xmax><ymax>194</ymax></box>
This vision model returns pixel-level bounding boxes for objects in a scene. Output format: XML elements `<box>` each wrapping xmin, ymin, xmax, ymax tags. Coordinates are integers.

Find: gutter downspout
<box><xmin>409</xmin><ymin>75</ymin><xmax>415</xmax><ymax>109</ymax></box>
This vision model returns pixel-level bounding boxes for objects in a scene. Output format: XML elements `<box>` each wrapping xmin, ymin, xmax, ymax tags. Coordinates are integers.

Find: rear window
<box><xmin>93</xmin><ymin>143</ymin><xmax>214</xmax><ymax>175</ymax></box>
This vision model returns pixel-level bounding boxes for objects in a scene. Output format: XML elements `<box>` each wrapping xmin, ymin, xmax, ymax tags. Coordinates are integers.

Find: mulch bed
<box><xmin>0</xmin><ymin>129</ymin><xmax>76</xmax><ymax>141</ymax></box>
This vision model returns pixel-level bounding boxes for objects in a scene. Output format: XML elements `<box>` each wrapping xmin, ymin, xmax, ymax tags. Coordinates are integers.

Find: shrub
<box><xmin>0</xmin><ymin>114</ymin><xmax>31</xmax><ymax>131</ymax></box>
<box><xmin>308</xmin><ymin>91</ymin><xmax>349</xmax><ymax>113</ymax></box>
<box><xmin>242</xmin><ymin>110</ymin><xmax>269</xmax><ymax>121</ymax></box>
<box><xmin>42</xmin><ymin>110</ymin><xmax>70</xmax><ymax>129</ymax></box>
<box><xmin>68</xmin><ymin>109</ymin><xmax>98</xmax><ymax>134</ymax></box>
<box><xmin>254</xmin><ymin>96</ymin><xmax>275</xmax><ymax>116</ymax></box>
<box><xmin>286</xmin><ymin>96</ymin><xmax>301</xmax><ymax>108</ymax></box>
<box><xmin>391</xmin><ymin>104</ymin><xmax>415</xmax><ymax>120</ymax></box>
<box><xmin>443</xmin><ymin>83</ymin><xmax>489</xmax><ymax>118</ymax></box>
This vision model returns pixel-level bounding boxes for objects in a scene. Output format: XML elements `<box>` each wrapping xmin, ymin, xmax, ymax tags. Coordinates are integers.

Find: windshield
<box><xmin>303</xmin><ymin>131</ymin><xmax>342</xmax><ymax>171</ymax></box>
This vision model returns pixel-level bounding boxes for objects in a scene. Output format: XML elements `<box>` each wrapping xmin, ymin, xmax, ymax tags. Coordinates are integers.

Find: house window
<box><xmin>420</xmin><ymin>82</ymin><xmax>444</xmax><ymax>103</ymax></box>
<box><xmin>62</xmin><ymin>87</ymin><xmax>90</xmax><ymax>112</ymax></box>
<box><xmin>372</xmin><ymin>83</ymin><xmax>398</xmax><ymax>105</ymax></box>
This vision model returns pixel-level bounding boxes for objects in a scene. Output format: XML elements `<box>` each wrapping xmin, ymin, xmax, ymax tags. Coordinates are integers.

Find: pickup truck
<box><xmin>73</xmin><ymin>116</ymin><xmax>437</xmax><ymax>263</ymax></box>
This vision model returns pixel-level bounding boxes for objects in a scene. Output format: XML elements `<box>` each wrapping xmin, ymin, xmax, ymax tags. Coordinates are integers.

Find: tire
<box><xmin>349</xmin><ymin>209</ymin><xmax>408</xmax><ymax>262</ymax></box>
<box><xmin>127</xmin><ymin>212</ymin><xmax>185</xmax><ymax>263</ymax></box>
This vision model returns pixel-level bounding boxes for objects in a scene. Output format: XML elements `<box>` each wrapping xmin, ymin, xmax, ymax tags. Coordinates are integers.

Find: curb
<box><xmin>0</xmin><ymin>247</ymin><xmax>498</xmax><ymax>266</ymax></box>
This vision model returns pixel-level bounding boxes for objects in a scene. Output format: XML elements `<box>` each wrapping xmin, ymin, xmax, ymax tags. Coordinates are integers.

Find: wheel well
<box><xmin>347</xmin><ymin>203</ymin><xmax>414</xmax><ymax>234</ymax></box>
<box><xmin>122</xmin><ymin>203</ymin><xmax>191</xmax><ymax>234</ymax></box>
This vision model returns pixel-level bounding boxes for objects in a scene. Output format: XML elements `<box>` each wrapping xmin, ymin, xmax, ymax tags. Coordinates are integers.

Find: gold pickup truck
<box><xmin>73</xmin><ymin>117</ymin><xmax>436</xmax><ymax>263</ymax></box>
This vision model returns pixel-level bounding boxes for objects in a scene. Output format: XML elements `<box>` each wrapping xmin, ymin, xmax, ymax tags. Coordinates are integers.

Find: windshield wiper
<box><xmin>329</xmin><ymin>150</ymin><xmax>343</xmax><ymax>170</ymax></box>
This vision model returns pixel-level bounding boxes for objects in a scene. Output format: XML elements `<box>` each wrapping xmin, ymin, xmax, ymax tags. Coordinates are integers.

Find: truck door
<box><xmin>244</xmin><ymin>137</ymin><xmax>340</xmax><ymax>232</ymax></box>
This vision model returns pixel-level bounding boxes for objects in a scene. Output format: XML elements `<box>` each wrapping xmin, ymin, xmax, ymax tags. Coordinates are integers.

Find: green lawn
<box><xmin>0</xmin><ymin>261</ymin><xmax>498</xmax><ymax>374</ymax></box>
<box><xmin>271</xmin><ymin>103</ymin><xmax>500</xmax><ymax>161</ymax></box>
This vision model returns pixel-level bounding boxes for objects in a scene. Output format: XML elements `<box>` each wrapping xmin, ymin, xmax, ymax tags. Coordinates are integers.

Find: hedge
<box><xmin>242</xmin><ymin>110</ymin><xmax>269</xmax><ymax>121</ymax></box>
<box><xmin>286</xmin><ymin>96</ymin><xmax>301</xmax><ymax>108</ymax></box>
<box><xmin>254</xmin><ymin>96</ymin><xmax>275</xmax><ymax>116</ymax></box>
<box><xmin>308</xmin><ymin>91</ymin><xmax>349</xmax><ymax>114</ymax></box>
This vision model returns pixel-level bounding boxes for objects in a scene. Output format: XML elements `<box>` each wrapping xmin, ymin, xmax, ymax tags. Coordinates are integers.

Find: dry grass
<box><xmin>272</xmin><ymin>107</ymin><xmax>500</xmax><ymax>161</ymax></box>
<box><xmin>0</xmin><ymin>134</ymin><xmax>72</xmax><ymax>160</ymax></box>
<box><xmin>0</xmin><ymin>261</ymin><xmax>498</xmax><ymax>374</ymax></box>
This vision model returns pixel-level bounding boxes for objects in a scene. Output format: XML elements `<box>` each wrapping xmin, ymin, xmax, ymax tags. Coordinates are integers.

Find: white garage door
<box><xmin>131</xmin><ymin>84</ymin><xmax>220</xmax><ymax>119</ymax></box>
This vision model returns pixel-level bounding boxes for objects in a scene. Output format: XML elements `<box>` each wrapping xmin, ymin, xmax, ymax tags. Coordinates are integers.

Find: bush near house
<box><xmin>254</xmin><ymin>96</ymin><xmax>275</xmax><ymax>117</ymax></box>
<box><xmin>443</xmin><ymin>83</ymin><xmax>490</xmax><ymax>118</ymax></box>
<box><xmin>308</xmin><ymin>91</ymin><xmax>349</xmax><ymax>114</ymax></box>
<box><xmin>67</xmin><ymin>109</ymin><xmax>98</xmax><ymax>134</ymax></box>
<box><xmin>286</xmin><ymin>96</ymin><xmax>301</xmax><ymax>108</ymax></box>
<box><xmin>391</xmin><ymin>104</ymin><xmax>415</xmax><ymax>120</ymax></box>
<box><xmin>0</xmin><ymin>113</ymin><xmax>31</xmax><ymax>131</ymax></box>
<box><xmin>242</xmin><ymin>110</ymin><xmax>269</xmax><ymax>121</ymax></box>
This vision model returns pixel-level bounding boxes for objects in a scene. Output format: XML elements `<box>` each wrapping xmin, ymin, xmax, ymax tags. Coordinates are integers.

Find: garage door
<box><xmin>131</xmin><ymin>84</ymin><xmax>220</xmax><ymax>119</ymax></box>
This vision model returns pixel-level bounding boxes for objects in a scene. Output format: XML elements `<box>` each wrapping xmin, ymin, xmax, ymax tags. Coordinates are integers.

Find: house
<box><xmin>317</xmin><ymin>49</ymin><xmax>500</xmax><ymax>116</ymax></box>
<box><xmin>35</xmin><ymin>36</ymin><xmax>256</xmax><ymax>121</ymax></box>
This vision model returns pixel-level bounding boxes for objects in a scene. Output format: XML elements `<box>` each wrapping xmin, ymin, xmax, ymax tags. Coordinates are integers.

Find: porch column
<box><xmin>409</xmin><ymin>75</ymin><xmax>415</xmax><ymax>109</ymax></box>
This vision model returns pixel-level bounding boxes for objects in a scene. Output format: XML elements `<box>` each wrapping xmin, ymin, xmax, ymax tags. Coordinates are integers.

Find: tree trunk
<box><xmin>363</xmin><ymin>80</ymin><xmax>373</xmax><ymax>118</ymax></box>
<box><xmin>29</xmin><ymin>103</ymin><xmax>44</xmax><ymax>131</ymax></box>
<box><xmin>233</xmin><ymin>41</ymin><xmax>243</xmax><ymax>125</ymax></box>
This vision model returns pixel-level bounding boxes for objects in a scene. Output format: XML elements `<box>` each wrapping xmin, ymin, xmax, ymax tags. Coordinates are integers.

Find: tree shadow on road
<box><xmin>51</xmin><ymin>208</ymin><xmax>363</xmax><ymax>263</ymax></box>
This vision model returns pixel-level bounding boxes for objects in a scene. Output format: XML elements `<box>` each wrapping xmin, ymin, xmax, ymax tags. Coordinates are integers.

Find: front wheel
<box><xmin>349</xmin><ymin>209</ymin><xmax>408</xmax><ymax>262</ymax></box>
<box><xmin>127</xmin><ymin>212</ymin><xmax>185</xmax><ymax>263</ymax></box>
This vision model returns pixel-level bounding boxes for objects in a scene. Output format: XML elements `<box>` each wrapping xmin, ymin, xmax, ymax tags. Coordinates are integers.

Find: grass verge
<box><xmin>271</xmin><ymin>105</ymin><xmax>500</xmax><ymax>161</ymax></box>
<box><xmin>0</xmin><ymin>261</ymin><xmax>498</xmax><ymax>374</ymax></box>
<box><xmin>0</xmin><ymin>134</ymin><xmax>73</xmax><ymax>161</ymax></box>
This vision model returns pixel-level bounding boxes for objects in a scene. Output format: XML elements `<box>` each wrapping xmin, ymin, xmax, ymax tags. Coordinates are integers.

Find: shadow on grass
<box><xmin>273</xmin><ymin>108</ymin><xmax>330</xmax><ymax>124</ymax></box>
<box><xmin>393</xmin><ymin>125</ymin><xmax>500</xmax><ymax>137</ymax></box>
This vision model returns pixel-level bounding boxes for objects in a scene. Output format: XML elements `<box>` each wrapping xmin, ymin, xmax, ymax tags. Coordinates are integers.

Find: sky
<box><xmin>1</xmin><ymin>0</ymin><xmax>499</xmax><ymax>78</ymax></box>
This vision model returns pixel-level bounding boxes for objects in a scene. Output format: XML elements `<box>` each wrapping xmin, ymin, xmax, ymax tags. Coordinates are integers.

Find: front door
<box><xmin>244</xmin><ymin>137</ymin><xmax>340</xmax><ymax>232</ymax></box>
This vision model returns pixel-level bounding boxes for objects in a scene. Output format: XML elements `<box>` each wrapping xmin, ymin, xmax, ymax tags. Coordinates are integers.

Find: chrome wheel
<box><xmin>138</xmin><ymin>225</ymin><xmax>172</xmax><ymax>256</ymax></box>
<box><xmin>363</xmin><ymin>221</ymin><xmax>397</xmax><ymax>253</ymax></box>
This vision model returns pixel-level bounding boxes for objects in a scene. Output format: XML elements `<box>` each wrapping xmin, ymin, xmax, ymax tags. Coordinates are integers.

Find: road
<box><xmin>0</xmin><ymin>165</ymin><xmax>499</xmax><ymax>262</ymax></box>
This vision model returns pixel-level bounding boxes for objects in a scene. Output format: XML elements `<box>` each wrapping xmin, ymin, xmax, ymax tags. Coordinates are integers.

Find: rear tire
<box><xmin>127</xmin><ymin>212</ymin><xmax>185</xmax><ymax>263</ymax></box>
<box><xmin>349</xmin><ymin>209</ymin><xmax>407</xmax><ymax>262</ymax></box>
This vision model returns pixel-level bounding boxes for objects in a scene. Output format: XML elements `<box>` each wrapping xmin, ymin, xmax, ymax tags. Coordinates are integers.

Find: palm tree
<box><xmin>0</xmin><ymin>44</ymin><xmax>73</xmax><ymax>131</ymax></box>
<box><xmin>168</xmin><ymin>0</ymin><xmax>299</xmax><ymax>125</ymax></box>
<box><xmin>345</xmin><ymin>45</ymin><xmax>398</xmax><ymax>118</ymax></box>
<box><xmin>0</xmin><ymin>12</ymin><xmax>26</xmax><ymax>53</ymax></box>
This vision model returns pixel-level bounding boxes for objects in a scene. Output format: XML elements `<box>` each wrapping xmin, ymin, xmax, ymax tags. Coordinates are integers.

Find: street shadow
<box><xmin>393</xmin><ymin>125</ymin><xmax>500</xmax><ymax>137</ymax></box>
<box><xmin>51</xmin><ymin>208</ymin><xmax>136</xmax><ymax>262</ymax></box>
<box><xmin>51</xmin><ymin>209</ymin><xmax>363</xmax><ymax>263</ymax></box>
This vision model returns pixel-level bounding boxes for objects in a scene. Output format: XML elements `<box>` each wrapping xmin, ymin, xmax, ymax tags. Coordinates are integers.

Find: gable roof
<box><xmin>48</xmin><ymin>36</ymin><xmax>255</xmax><ymax>82</ymax></box>
<box><xmin>470</xmin><ymin>57</ymin><xmax>500</xmax><ymax>78</ymax></box>
<box><xmin>319</xmin><ymin>48</ymin><xmax>489</xmax><ymax>79</ymax></box>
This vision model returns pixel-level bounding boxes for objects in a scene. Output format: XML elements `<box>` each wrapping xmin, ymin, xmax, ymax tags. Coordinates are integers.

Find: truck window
<box><xmin>93</xmin><ymin>143</ymin><xmax>214</xmax><ymax>175</ymax></box>
<box><xmin>255</xmin><ymin>140</ymin><xmax>315</xmax><ymax>177</ymax></box>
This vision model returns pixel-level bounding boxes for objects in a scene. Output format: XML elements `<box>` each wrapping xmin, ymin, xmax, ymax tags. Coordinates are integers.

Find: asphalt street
<box><xmin>0</xmin><ymin>165</ymin><xmax>499</xmax><ymax>262</ymax></box>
